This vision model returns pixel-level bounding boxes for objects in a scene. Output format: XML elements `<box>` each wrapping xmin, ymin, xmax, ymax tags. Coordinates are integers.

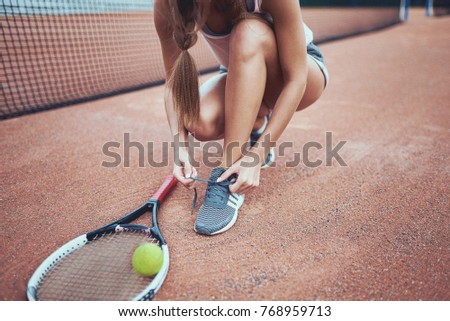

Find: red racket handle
<box><xmin>150</xmin><ymin>175</ymin><xmax>177</xmax><ymax>204</ymax></box>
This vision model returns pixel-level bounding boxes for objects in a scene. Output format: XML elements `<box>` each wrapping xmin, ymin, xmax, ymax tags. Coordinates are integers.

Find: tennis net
<box><xmin>1</xmin><ymin>1</ymin><xmax>401</xmax><ymax>119</ymax></box>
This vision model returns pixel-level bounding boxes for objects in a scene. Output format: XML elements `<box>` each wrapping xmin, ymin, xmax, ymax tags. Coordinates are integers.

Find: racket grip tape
<box><xmin>150</xmin><ymin>175</ymin><xmax>177</xmax><ymax>204</ymax></box>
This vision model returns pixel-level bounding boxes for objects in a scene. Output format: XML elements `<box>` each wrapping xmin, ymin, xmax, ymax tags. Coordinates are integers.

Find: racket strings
<box><xmin>36</xmin><ymin>230</ymin><xmax>160</xmax><ymax>300</ymax></box>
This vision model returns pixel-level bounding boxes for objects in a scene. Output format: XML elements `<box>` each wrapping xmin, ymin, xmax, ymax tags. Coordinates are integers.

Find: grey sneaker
<box><xmin>250</xmin><ymin>115</ymin><xmax>275</xmax><ymax>169</ymax></box>
<box><xmin>194</xmin><ymin>167</ymin><xmax>244</xmax><ymax>235</ymax></box>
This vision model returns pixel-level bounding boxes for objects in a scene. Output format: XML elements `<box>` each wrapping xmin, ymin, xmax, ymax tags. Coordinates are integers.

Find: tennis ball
<box><xmin>132</xmin><ymin>243</ymin><xmax>163</xmax><ymax>277</ymax></box>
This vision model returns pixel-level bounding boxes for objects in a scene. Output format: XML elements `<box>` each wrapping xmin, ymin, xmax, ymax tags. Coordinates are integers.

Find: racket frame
<box><xmin>27</xmin><ymin>176</ymin><xmax>177</xmax><ymax>301</ymax></box>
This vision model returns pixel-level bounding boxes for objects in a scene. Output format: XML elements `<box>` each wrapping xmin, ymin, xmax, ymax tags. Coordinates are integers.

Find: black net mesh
<box><xmin>1</xmin><ymin>1</ymin><xmax>401</xmax><ymax>119</ymax></box>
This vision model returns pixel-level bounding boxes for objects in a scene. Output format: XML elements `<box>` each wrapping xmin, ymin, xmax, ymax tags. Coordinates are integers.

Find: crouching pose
<box><xmin>154</xmin><ymin>0</ymin><xmax>329</xmax><ymax>235</ymax></box>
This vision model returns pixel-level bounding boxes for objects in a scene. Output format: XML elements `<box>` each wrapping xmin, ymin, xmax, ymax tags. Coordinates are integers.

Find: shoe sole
<box><xmin>194</xmin><ymin>195</ymin><xmax>245</xmax><ymax>236</ymax></box>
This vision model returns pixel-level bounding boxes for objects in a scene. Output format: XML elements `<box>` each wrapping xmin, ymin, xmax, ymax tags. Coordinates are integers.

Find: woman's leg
<box><xmin>189</xmin><ymin>72</ymin><xmax>268</xmax><ymax>142</ymax></box>
<box><xmin>221</xmin><ymin>19</ymin><xmax>271</xmax><ymax>167</ymax></box>
<box><xmin>263</xmin><ymin>56</ymin><xmax>326</xmax><ymax>111</ymax></box>
<box><xmin>221</xmin><ymin>19</ymin><xmax>326</xmax><ymax>167</ymax></box>
<box><xmin>191</xmin><ymin>20</ymin><xmax>326</xmax><ymax>236</ymax></box>
<box><xmin>186</xmin><ymin>73</ymin><xmax>227</xmax><ymax>142</ymax></box>
<box><xmin>189</xmin><ymin>20</ymin><xmax>326</xmax><ymax>153</ymax></box>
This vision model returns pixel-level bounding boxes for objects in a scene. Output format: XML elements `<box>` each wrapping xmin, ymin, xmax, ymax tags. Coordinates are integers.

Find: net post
<box><xmin>425</xmin><ymin>0</ymin><xmax>434</xmax><ymax>16</ymax></box>
<box><xmin>400</xmin><ymin>0</ymin><xmax>411</xmax><ymax>21</ymax></box>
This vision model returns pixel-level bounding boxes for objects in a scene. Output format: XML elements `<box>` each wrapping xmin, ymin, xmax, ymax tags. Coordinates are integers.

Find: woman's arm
<box><xmin>255</xmin><ymin>0</ymin><xmax>308</xmax><ymax>146</ymax></box>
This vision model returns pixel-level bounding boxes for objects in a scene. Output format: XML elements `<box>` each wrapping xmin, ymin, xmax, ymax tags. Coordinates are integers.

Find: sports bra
<box><xmin>199</xmin><ymin>0</ymin><xmax>314</xmax><ymax>67</ymax></box>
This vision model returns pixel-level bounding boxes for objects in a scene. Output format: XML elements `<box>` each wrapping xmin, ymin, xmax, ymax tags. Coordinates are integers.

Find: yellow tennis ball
<box><xmin>132</xmin><ymin>243</ymin><xmax>163</xmax><ymax>277</ymax></box>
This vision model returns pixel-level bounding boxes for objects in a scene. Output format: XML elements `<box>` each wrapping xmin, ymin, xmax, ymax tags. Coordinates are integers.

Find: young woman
<box><xmin>154</xmin><ymin>0</ymin><xmax>329</xmax><ymax>235</ymax></box>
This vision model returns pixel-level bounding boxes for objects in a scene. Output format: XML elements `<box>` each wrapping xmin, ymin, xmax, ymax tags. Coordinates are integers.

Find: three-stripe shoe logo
<box><xmin>227</xmin><ymin>193</ymin><xmax>244</xmax><ymax>209</ymax></box>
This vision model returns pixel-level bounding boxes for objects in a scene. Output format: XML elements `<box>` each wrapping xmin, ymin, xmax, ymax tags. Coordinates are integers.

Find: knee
<box><xmin>297</xmin><ymin>89</ymin><xmax>323</xmax><ymax>111</ymax></box>
<box><xmin>185</xmin><ymin>104</ymin><xmax>223</xmax><ymax>141</ymax></box>
<box><xmin>296</xmin><ymin>62</ymin><xmax>326</xmax><ymax>111</ymax></box>
<box><xmin>229</xmin><ymin>19</ymin><xmax>273</xmax><ymax>62</ymax></box>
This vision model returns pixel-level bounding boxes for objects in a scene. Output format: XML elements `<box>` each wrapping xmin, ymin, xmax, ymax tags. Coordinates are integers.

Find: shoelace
<box><xmin>188</xmin><ymin>176</ymin><xmax>235</xmax><ymax>215</ymax></box>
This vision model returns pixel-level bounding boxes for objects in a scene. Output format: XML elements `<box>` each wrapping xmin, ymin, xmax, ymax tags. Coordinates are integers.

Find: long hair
<box><xmin>167</xmin><ymin>0</ymin><xmax>247</xmax><ymax>132</ymax></box>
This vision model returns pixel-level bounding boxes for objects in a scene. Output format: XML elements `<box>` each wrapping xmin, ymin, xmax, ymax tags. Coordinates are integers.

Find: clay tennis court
<box><xmin>1</xmin><ymin>9</ymin><xmax>449</xmax><ymax>300</ymax></box>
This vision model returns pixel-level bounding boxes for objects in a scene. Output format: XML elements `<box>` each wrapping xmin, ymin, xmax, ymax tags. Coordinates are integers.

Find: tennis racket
<box><xmin>27</xmin><ymin>175</ymin><xmax>177</xmax><ymax>301</ymax></box>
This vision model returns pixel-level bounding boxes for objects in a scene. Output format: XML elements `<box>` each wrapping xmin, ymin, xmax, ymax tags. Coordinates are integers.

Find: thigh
<box><xmin>188</xmin><ymin>72</ymin><xmax>227</xmax><ymax>141</ymax></box>
<box><xmin>297</xmin><ymin>56</ymin><xmax>326</xmax><ymax>110</ymax></box>
<box><xmin>250</xmin><ymin>22</ymin><xmax>325</xmax><ymax>111</ymax></box>
<box><xmin>263</xmin><ymin>53</ymin><xmax>325</xmax><ymax>111</ymax></box>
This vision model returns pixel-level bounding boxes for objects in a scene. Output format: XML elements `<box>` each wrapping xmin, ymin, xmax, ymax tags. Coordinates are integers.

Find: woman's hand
<box><xmin>217</xmin><ymin>154</ymin><xmax>262</xmax><ymax>194</ymax></box>
<box><xmin>173</xmin><ymin>147</ymin><xmax>197</xmax><ymax>189</ymax></box>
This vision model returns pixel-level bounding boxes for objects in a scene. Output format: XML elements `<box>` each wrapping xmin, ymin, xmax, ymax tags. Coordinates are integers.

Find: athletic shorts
<box><xmin>219</xmin><ymin>42</ymin><xmax>329</xmax><ymax>89</ymax></box>
<box><xmin>307</xmin><ymin>42</ymin><xmax>329</xmax><ymax>89</ymax></box>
